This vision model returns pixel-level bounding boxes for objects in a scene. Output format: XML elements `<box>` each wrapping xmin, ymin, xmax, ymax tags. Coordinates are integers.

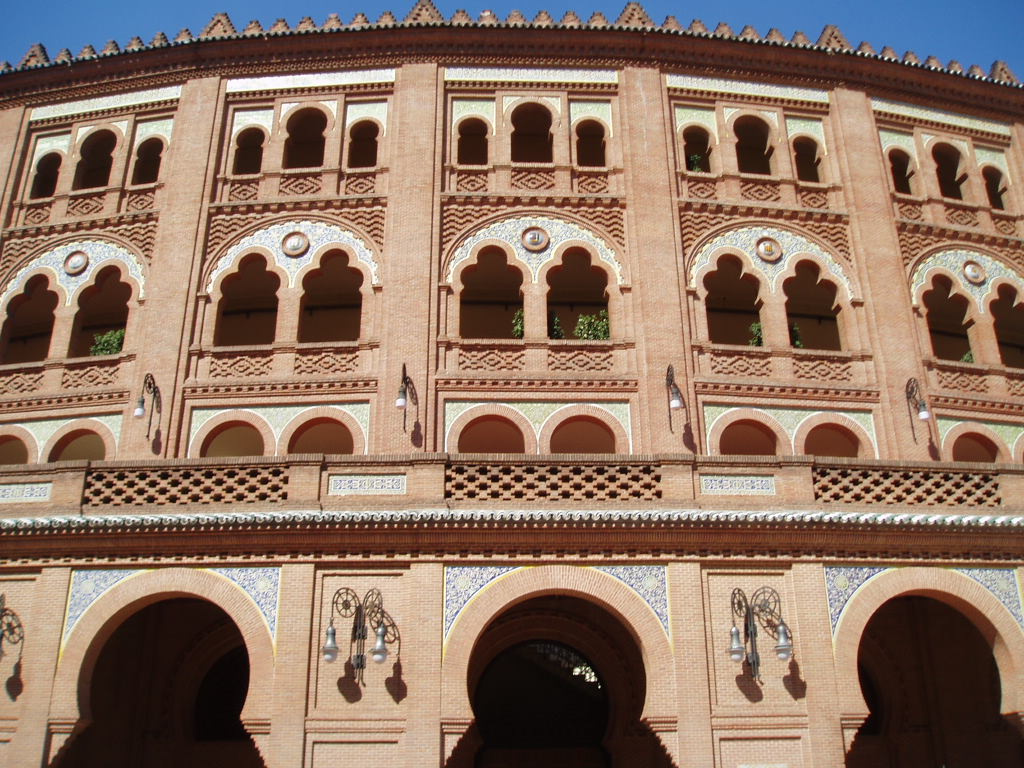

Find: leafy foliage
<box><xmin>548</xmin><ymin>313</ymin><xmax>565</xmax><ymax>340</ymax></box>
<box><xmin>789</xmin><ymin>322</ymin><xmax>804</xmax><ymax>348</ymax></box>
<box><xmin>747</xmin><ymin>321</ymin><xmax>763</xmax><ymax>347</ymax></box>
<box><xmin>511</xmin><ymin>307</ymin><xmax>524</xmax><ymax>339</ymax></box>
<box><xmin>90</xmin><ymin>328</ymin><xmax>125</xmax><ymax>356</ymax></box>
<box><xmin>574</xmin><ymin>309</ymin><xmax>610</xmax><ymax>340</ymax></box>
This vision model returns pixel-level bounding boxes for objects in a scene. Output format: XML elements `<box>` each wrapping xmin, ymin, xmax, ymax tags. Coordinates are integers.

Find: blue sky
<box><xmin>3</xmin><ymin>1</ymin><xmax>1022</xmax><ymax>80</ymax></box>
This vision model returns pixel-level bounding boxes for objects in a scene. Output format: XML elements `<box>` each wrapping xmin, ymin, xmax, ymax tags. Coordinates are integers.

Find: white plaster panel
<box><xmin>878</xmin><ymin>130</ymin><xmax>916</xmax><ymax>157</ymax></box>
<box><xmin>232</xmin><ymin>109</ymin><xmax>275</xmax><ymax>137</ymax></box>
<box><xmin>31</xmin><ymin>133</ymin><xmax>71</xmax><ymax>164</ymax></box>
<box><xmin>724</xmin><ymin>107</ymin><xmax>778</xmax><ymax>130</ymax></box>
<box><xmin>921</xmin><ymin>132</ymin><xmax>969</xmax><ymax>157</ymax></box>
<box><xmin>910</xmin><ymin>249</ymin><xmax>1023</xmax><ymax>314</ymax></box>
<box><xmin>345</xmin><ymin>101</ymin><xmax>388</xmax><ymax>135</ymax></box>
<box><xmin>446</xmin><ymin>216</ymin><xmax>623</xmax><ymax>285</ymax></box>
<box><xmin>872</xmin><ymin>98</ymin><xmax>1010</xmax><ymax>136</ymax></box>
<box><xmin>30</xmin><ymin>86</ymin><xmax>182</xmax><ymax>121</ymax></box>
<box><xmin>134</xmin><ymin>119</ymin><xmax>174</xmax><ymax>144</ymax></box>
<box><xmin>21</xmin><ymin>413</ymin><xmax>123</xmax><ymax>457</ymax></box>
<box><xmin>226</xmin><ymin>69</ymin><xmax>396</xmax><ymax>92</ymax></box>
<box><xmin>975</xmin><ymin>147</ymin><xmax>1009</xmax><ymax>174</ymax></box>
<box><xmin>937</xmin><ymin>417</ymin><xmax>1024</xmax><ymax>457</ymax></box>
<box><xmin>452</xmin><ymin>99</ymin><xmax>497</xmax><ymax>130</ymax></box>
<box><xmin>673</xmin><ymin>106</ymin><xmax>717</xmax><ymax>139</ymax></box>
<box><xmin>688</xmin><ymin>225</ymin><xmax>855</xmax><ymax>299</ymax></box>
<box><xmin>503</xmin><ymin>95</ymin><xmax>561</xmax><ymax>117</ymax></box>
<box><xmin>445</xmin><ymin>67</ymin><xmax>618</xmax><ymax>84</ymax></box>
<box><xmin>569</xmin><ymin>101</ymin><xmax>613</xmax><ymax>136</ymax></box>
<box><xmin>1</xmin><ymin>240</ymin><xmax>146</xmax><ymax>309</ymax></box>
<box><xmin>189</xmin><ymin>402</ymin><xmax>370</xmax><ymax>455</ymax></box>
<box><xmin>206</xmin><ymin>220</ymin><xmax>380</xmax><ymax>290</ymax></box>
<box><xmin>280</xmin><ymin>101</ymin><xmax>337</xmax><ymax>123</ymax></box>
<box><xmin>443</xmin><ymin>401</ymin><xmax>631</xmax><ymax>452</ymax></box>
<box><xmin>703</xmin><ymin>404</ymin><xmax>877</xmax><ymax>456</ymax></box>
<box><xmin>667</xmin><ymin>75</ymin><xmax>828</xmax><ymax>104</ymax></box>
<box><xmin>785</xmin><ymin>116</ymin><xmax>825</xmax><ymax>146</ymax></box>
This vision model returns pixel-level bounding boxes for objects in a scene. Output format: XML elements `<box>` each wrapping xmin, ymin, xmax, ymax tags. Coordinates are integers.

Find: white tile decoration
<box><xmin>703</xmin><ymin>405</ymin><xmax>877</xmax><ymax>456</ymax></box>
<box><xmin>444</xmin><ymin>401</ymin><xmax>631</xmax><ymax>452</ymax></box>
<box><xmin>688</xmin><ymin>225</ymin><xmax>856</xmax><ymax>300</ymax></box>
<box><xmin>189</xmin><ymin>402</ymin><xmax>370</xmax><ymax>454</ymax></box>
<box><xmin>78</xmin><ymin>120</ymin><xmax>129</xmax><ymax>143</ymax></box>
<box><xmin>328</xmin><ymin>474</ymin><xmax>407</xmax><ymax>495</ymax></box>
<box><xmin>785</xmin><ymin>116</ymin><xmax>825</xmax><ymax>145</ymax></box>
<box><xmin>724</xmin><ymin>107</ymin><xmax>778</xmax><ymax>130</ymax></box>
<box><xmin>210</xmin><ymin>567</ymin><xmax>281</xmax><ymax>637</ymax></box>
<box><xmin>569</xmin><ymin>100</ymin><xmax>613</xmax><ymax>135</ymax></box>
<box><xmin>30</xmin><ymin>86</ymin><xmax>182</xmax><ymax>121</ymax></box>
<box><xmin>936</xmin><ymin>417</ymin><xmax>1024</xmax><ymax>457</ymax></box>
<box><xmin>134</xmin><ymin>118</ymin><xmax>174</xmax><ymax>144</ymax></box>
<box><xmin>921</xmin><ymin>133</ymin><xmax>969</xmax><ymax>157</ymax></box>
<box><xmin>63</xmin><ymin>569</ymin><xmax>143</xmax><ymax>645</ymax></box>
<box><xmin>281</xmin><ymin>100</ymin><xmax>338</xmax><ymax>122</ymax></box>
<box><xmin>231</xmin><ymin>109</ymin><xmax>275</xmax><ymax>137</ymax></box>
<box><xmin>226</xmin><ymin>69</ymin><xmax>396</xmax><ymax>93</ymax></box>
<box><xmin>31</xmin><ymin>133</ymin><xmax>71</xmax><ymax>164</ymax></box>
<box><xmin>452</xmin><ymin>99</ymin><xmax>497</xmax><ymax>130</ymax></box>
<box><xmin>594</xmin><ymin>565</ymin><xmax>670</xmax><ymax>635</ymax></box>
<box><xmin>1</xmin><ymin>239</ymin><xmax>146</xmax><ymax>309</ymax></box>
<box><xmin>445</xmin><ymin>67</ymin><xmax>618</xmax><ymax>84</ymax></box>
<box><xmin>700</xmin><ymin>475</ymin><xmax>776</xmax><ymax>495</ymax></box>
<box><xmin>974</xmin><ymin>147</ymin><xmax>1008</xmax><ymax>174</ymax></box>
<box><xmin>954</xmin><ymin>568</ymin><xmax>1024</xmax><ymax>630</ymax></box>
<box><xmin>345</xmin><ymin>101</ymin><xmax>388</xmax><ymax>134</ymax></box>
<box><xmin>446</xmin><ymin>215</ymin><xmax>623</xmax><ymax>285</ymax></box>
<box><xmin>910</xmin><ymin>249</ymin><xmax>1023</xmax><ymax>314</ymax></box>
<box><xmin>0</xmin><ymin>483</ymin><xmax>51</xmax><ymax>503</ymax></box>
<box><xmin>872</xmin><ymin>98</ymin><xmax>1011</xmax><ymax>136</ymax></box>
<box><xmin>824</xmin><ymin>565</ymin><xmax>888</xmax><ymax>634</ymax></box>
<box><xmin>502</xmin><ymin>95</ymin><xmax>561</xmax><ymax>117</ymax></box>
<box><xmin>878</xmin><ymin>129</ymin><xmax>916</xmax><ymax>157</ymax></box>
<box><xmin>444</xmin><ymin>565</ymin><xmax>518</xmax><ymax>639</ymax></box>
<box><xmin>21</xmin><ymin>413</ymin><xmax>123</xmax><ymax>457</ymax></box>
<box><xmin>673</xmin><ymin>106</ymin><xmax>717</xmax><ymax>138</ymax></box>
<box><xmin>667</xmin><ymin>75</ymin><xmax>828</xmax><ymax>104</ymax></box>
<box><xmin>206</xmin><ymin>220</ymin><xmax>380</xmax><ymax>290</ymax></box>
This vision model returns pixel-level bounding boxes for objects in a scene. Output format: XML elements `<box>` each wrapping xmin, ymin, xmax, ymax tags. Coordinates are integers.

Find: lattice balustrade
<box><xmin>228</xmin><ymin>180</ymin><xmax>259</xmax><ymax>201</ymax></box>
<box><xmin>279</xmin><ymin>173</ymin><xmax>322</xmax><ymax>196</ymax></box>
<box><xmin>445</xmin><ymin>462</ymin><xmax>661</xmax><ymax>502</ymax></box>
<box><xmin>209</xmin><ymin>353</ymin><xmax>273</xmax><ymax>379</ymax></box>
<box><xmin>709</xmin><ymin>352</ymin><xmax>771</xmax><ymax>378</ymax></box>
<box><xmin>84</xmin><ymin>465</ymin><xmax>288</xmax><ymax>506</ymax></box>
<box><xmin>935</xmin><ymin>368</ymin><xmax>988</xmax><ymax>393</ymax></box>
<box><xmin>22</xmin><ymin>202</ymin><xmax>52</xmax><ymax>225</ymax></box>
<box><xmin>124</xmin><ymin>190</ymin><xmax>155</xmax><ymax>212</ymax></box>
<box><xmin>0</xmin><ymin>371</ymin><xmax>43</xmax><ymax>396</ymax></box>
<box><xmin>740</xmin><ymin>180</ymin><xmax>781</xmax><ymax>202</ymax></box>
<box><xmin>793</xmin><ymin>357</ymin><xmax>853</xmax><ymax>382</ymax></box>
<box><xmin>294</xmin><ymin>349</ymin><xmax>358</xmax><ymax>375</ymax></box>
<box><xmin>813</xmin><ymin>466</ymin><xmax>1000</xmax><ymax>506</ymax></box>
<box><xmin>574</xmin><ymin>171</ymin><xmax>609</xmax><ymax>194</ymax></box>
<box><xmin>945</xmin><ymin>205</ymin><xmax>978</xmax><ymax>227</ymax></box>
<box><xmin>511</xmin><ymin>168</ymin><xmax>555</xmax><ymax>191</ymax></box>
<box><xmin>455</xmin><ymin>171</ymin><xmax>488</xmax><ymax>193</ymax></box>
<box><xmin>797</xmin><ymin>189</ymin><xmax>829</xmax><ymax>209</ymax></box>
<box><xmin>896</xmin><ymin>201</ymin><xmax>923</xmax><ymax>220</ymax></box>
<box><xmin>548</xmin><ymin>349</ymin><xmax>613</xmax><ymax>372</ymax></box>
<box><xmin>459</xmin><ymin>347</ymin><xmax>525</xmax><ymax>372</ymax></box>
<box><xmin>62</xmin><ymin>361</ymin><xmax>120</xmax><ymax>389</ymax></box>
<box><xmin>67</xmin><ymin>193</ymin><xmax>105</xmax><ymax>217</ymax></box>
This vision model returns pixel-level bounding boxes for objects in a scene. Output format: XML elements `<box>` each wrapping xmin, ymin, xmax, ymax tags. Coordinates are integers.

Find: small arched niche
<box><xmin>888</xmin><ymin>149</ymin><xmax>914</xmax><ymax>194</ymax></box>
<box><xmin>73</xmin><ymin>129</ymin><xmax>117</xmax><ymax>190</ymax></box>
<box><xmin>214</xmin><ymin>255</ymin><xmax>281</xmax><ymax>347</ymax></box>
<box><xmin>932</xmin><ymin>143</ymin><xmax>966</xmax><ymax>200</ymax></box>
<box><xmin>510</xmin><ymin>103</ymin><xmax>553</xmax><ymax>164</ymax></box>
<box><xmin>734</xmin><ymin>116</ymin><xmax>772</xmax><ymax>175</ymax></box>
<box><xmin>298</xmin><ymin>250</ymin><xmax>363</xmax><ymax>343</ymax></box>
<box><xmin>0</xmin><ymin>274</ymin><xmax>58</xmax><ymax>364</ymax></box>
<box><xmin>983</xmin><ymin>167</ymin><xmax>1007</xmax><ymax>210</ymax></box>
<box><xmin>287</xmin><ymin>418</ymin><xmax>354</xmax><ymax>454</ymax></box>
<box><xmin>0</xmin><ymin>436</ymin><xmax>29</xmax><ymax>465</ymax></box>
<box><xmin>990</xmin><ymin>285</ymin><xmax>1024</xmax><ymax>368</ymax></box>
<box><xmin>131</xmin><ymin>137</ymin><xmax>163</xmax><ymax>185</ymax></box>
<box><xmin>804</xmin><ymin>423</ymin><xmax>861</xmax><ymax>458</ymax></box>
<box><xmin>783</xmin><ymin>261</ymin><xmax>842</xmax><ymax>351</ymax></box>
<box><xmin>49</xmin><ymin>430</ymin><xmax>106</xmax><ymax>462</ymax></box>
<box><xmin>67</xmin><ymin>265</ymin><xmax>131</xmax><ymax>358</ymax></box>
<box><xmin>792</xmin><ymin>137</ymin><xmax>821</xmax><ymax>182</ymax></box>
<box><xmin>683</xmin><ymin>126</ymin><xmax>711</xmax><ymax>172</ymax></box>
<box><xmin>347</xmin><ymin>121</ymin><xmax>379</xmax><ymax>169</ymax></box>
<box><xmin>30</xmin><ymin>152</ymin><xmax>61</xmax><ymax>199</ymax></box>
<box><xmin>200</xmin><ymin>422</ymin><xmax>265</xmax><ymax>458</ymax></box>
<box><xmin>232</xmin><ymin>128</ymin><xmax>265</xmax><ymax>175</ymax></box>
<box><xmin>951</xmin><ymin>432</ymin><xmax>1000</xmax><ymax>463</ymax></box>
<box><xmin>719</xmin><ymin>419</ymin><xmax>778</xmax><ymax>456</ymax></box>
<box><xmin>550</xmin><ymin>416</ymin><xmax>616</xmax><ymax>454</ymax></box>
<box><xmin>922</xmin><ymin>276</ymin><xmax>973</xmax><ymax>362</ymax></box>
<box><xmin>459</xmin><ymin>247</ymin><xmax>524</xmax><ymax>340</ymax></box>
<box><xmin>575</xmin><ymin>120</ymin><xmax>606</xmax><ymax>167</ymax></box>
<box><xmin>457</xmin><ymin>118</ymin><xmax>489</xmax><ymax>166</ymax></box>
<box><xmin>282</xmin><ymin>108</ymin><xmax>327</xmax><ymax>170</ymax></box>
<box><xmin>703</xmin><ymin>255</ymin><xmax>762</xmax><ymax>346</ymax></box>
<box><xmin>546</xmin><ymin>248</ymin><xmax>609</xmax><ymax>340</ymax></box>
<box><xmin>457</xmin><ymin>416</ymin><xmax>526</xmax><ymax>453</ymax></box>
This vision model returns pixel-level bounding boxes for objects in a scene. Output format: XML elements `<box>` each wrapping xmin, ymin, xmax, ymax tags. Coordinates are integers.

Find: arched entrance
<box><xmin>458</xmin><ymin>594</ymin><xmax>673</xmax><ymax>768</ymax></box>
<box><xmin>53</xmin><ymin>598</ymin><xmax>266</xmax><ymax>768</ymax></box>
<box><xmin>847</xmin><ymin>596</ymin><xmax>1024</xmax><ymax>767</ymax></box>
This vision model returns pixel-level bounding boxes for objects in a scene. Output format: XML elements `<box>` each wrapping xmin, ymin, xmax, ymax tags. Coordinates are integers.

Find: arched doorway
<box><xmin>54</xmin><ymin>598</ymin><xmax>265</xmax><ymax>768</ymax></box>
<box><xmin>458</xmin><ymin>594</ymin><xmax>673</xmax><ymax>768</ymax></box>
<box><xmin>847</xmin><ymin>596</ymin><xmax>1024</xmax><ymax>767</ymax></box>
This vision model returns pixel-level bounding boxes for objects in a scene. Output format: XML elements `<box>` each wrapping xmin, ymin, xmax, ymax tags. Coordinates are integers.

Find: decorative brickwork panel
<box><xmin>442</xmin><ymin>201</ymin><xmax>625</xmax><ymax>252</ymax></box>
<box><xmin>23</xmin><ymin>202</ymin><xmax>52</xmax><ymax>225</ymax></box>
<box><xmin>548</xmin><ymin>349</ymin><xmax>613</xmax><ymax>371</ymax></box>
<box><xmin>993</xmin><ymin>216</ymin><xmax>1017</xmax><ymax>236</ymax></box>
<box><xmin>83</xmin><ymin>465</ymin><xmax>288</xmax><ymax>506</ymax></box>
<box><xmin>793</xmin><ymin>357</ymin><xmax>853</xmax><ymax>381</ymax></box>
<box><xmin>62</xmin><ymin>361</ymin><xmax>120</xmax><ymax>389</ymax></box>
<box><xmin>709</xmin><ymin>352</ymin><xmax>771</xmax><ymax>378</ymax></box>
<box><xmin>455</xmin><ymin>171</ymin><xmax>488</xmax><ymax>192</ymax></box>
<box><xmin>574</xmin><ymin>171</ymin><xmax>609</xmax><ymax>194</ymax></box>
<box><xmin>0</xmin><ymin>371</ymin><xmax>43</xmax><ymax>395</ymax></box>
<box><xmin>936</xmin><ymin>368</ymin><xmax>988</xmax><ymax>393</ymax></box>
<box><xmin>945</xmin><ymin>205</ymin><xmax>978</xmax><ymax>227</ymax></box>
<box><xmin>124</xmin><ymin>190</ymin><xmax>155</xmax><ymax>212</ymax></box>
<box><xmin>344</xmin><ymin>173</ymin><xmax>376</xmax><ymax>195</ymax></box>
<box><xmin>67</xmin><ymin>193</ymin><xmax>105</xmax><ymax>217</ymax></box>
<box><xmin>511</xmin><ymin>168</ymin><xmax>555</xmax><ymax>190</ymax></box>
<box><xmin>294</xmin><ymin>349</ymin><xmax>358</xmax><ymax>375</ymax></box>
<box><xmin>813</xmin><ymin>466</ymin><xmax>1000</xmax><ymax>506</ymax></box>
<box><xmin>798</xmin><ymin>189</ymin><xmax>829</xmax><ymax>209</ymax></box>
<box><xmin>740</xmin><ymin>180</ymin><xmax>781</xmax><ymax>202</ymax></box>
<box><xmin>896</xmin><ymin>201</ymin><xmax>924</xmax><ymax>220</ymax></box>
<box><xmin>207</xmin><ymin>206</ymin><xmax>386</xmax><ymax>255</ymax></box>
<box><xmin>279</xmin><ymin>173</ymin><xmax>322</xmax><ymax>196</ymax></box>
<box><xmin>2</xmin><ymin>219</ymin><xmax>158</xmax><ymax>273</ymax></box>
<box><xmin>680</xmin><ymin>209</ymin><xmax>851</xmax><ymax>263</ymax></box>
<box><xmin>1007</xmin><ymin>375</ymin><xmax>1024</xmax><ymax>397</ymax></box>
<box><xmin>228</xmin><ymin>181</ymin><xmax>259</xmax><ymax>201</ymax></box>
<box><xmin>685</xmin><ymin>179</ymin><xmax>717</xmax><ymax>199</ymax></box>
<box><xmin>446</xmin><ymin>462</ymin><xmax>661</xmax><ymax>502</ymax></box>
<box><xmin>459</xmin><ymin>347</ymin><xmax>525</xmax><ymax>372</ymax></box>
<box><xmin>209</xmin><ymin>353</ymin><xmax>273</xmax><ymax>379</ymax></box>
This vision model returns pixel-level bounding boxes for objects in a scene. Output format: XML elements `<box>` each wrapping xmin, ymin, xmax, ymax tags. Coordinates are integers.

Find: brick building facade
<box><xmin>0</xmin><ymin>3</ymin><xmax>1022</xmax><ymax>766</ymax></box>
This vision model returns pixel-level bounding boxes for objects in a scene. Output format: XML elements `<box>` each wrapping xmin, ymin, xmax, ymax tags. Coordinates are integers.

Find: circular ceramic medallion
<box><xmin>281</xmin><ymin>232</ymin><xmax>310</xmax><ymax>257</ymax></box>
<box><xmin>521</xmin><ymin>226</ymin><xmax>550</xmax><ymax>252</ymax></box>
<box><xmin>963</xmin><ymin>260</ymin><xmax>987</xmax><ymax>285</ymax></box>
<box><xmin>755</xmin><ymin>237</ymin><xmax>782</xmax><ymax>263</ymax></box>
<box><xmin>63</xmin><ymin>251</ymin><xmax>89</xmax><ymax>276</ymax></box>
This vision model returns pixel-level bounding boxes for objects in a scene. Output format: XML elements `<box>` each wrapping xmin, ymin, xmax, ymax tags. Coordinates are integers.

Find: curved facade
<box><xmin>0</xmin><ymin>3</ymin><xmax>1022</xmax><ymax>766</ymax></box>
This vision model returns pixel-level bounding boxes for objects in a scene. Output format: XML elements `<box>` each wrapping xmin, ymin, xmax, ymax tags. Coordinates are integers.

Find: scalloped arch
<box><xmin>910</xmin><ymin>248</ymin><xmax>1023</xmax><ymax>314</ymax></box>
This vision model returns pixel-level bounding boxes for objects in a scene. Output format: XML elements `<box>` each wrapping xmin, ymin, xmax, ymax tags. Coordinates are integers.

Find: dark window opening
<box><xmin>233</xmin><ymin>128</ymin><xmax>265</xmax><ymax>175</ymax></box>
<box><xmin>457</xmin><ymin>118</ymin><xmax>488</xmax><ymax>165</ymax></box>
<box><xmin>511</xmin><ymin>104</ymin><xmax>553</xmax><ymax>163</ymax></box>
<box><xmin>72</xmin><ymin>129</ymin><xmax>116</xmax><ymax>190</ymax></box>
<box><xmin>131</xmin><ymin>138</ymin><xmax>163</xmax><ymax>185</ymax></box>
<box><xmin>983</xmin><ymin>166</ymin><xmax>1006</xmax><ymax>210</ymax></box>
<box><xmin>889</xmin><ymin>150</ymin><xmax>914</xmax><ymax>194</ymax></box>
<box><xmin>933</xmin><ymin>143</ymin><xmax>965</xmax><ymax>200</ymax></box>
<box><xmin>283</xmin><ymin>109</ymin><xmax>327</xmax><ymax>170</ymax></box>
<box><xmin>29</xmin><ymin>152</ymin><xmax>61</xmax><ymax>199</ymax></box>
<box><xmin>734</xmin><ymin>117</ymin><xmax>772</xmax><ymax>175</ymax></box>
<box><xmin>347</xmin><ymin>121</ymin><xmax>379</xmax><ymax>169</ymax></box>
<box><xmin>683</xmin><ymin>126</ymin><xmax>711</xmax><ymax>172</ymax></box>
<box><xmin>793</xmin><ymin>137</ymin><xmax>821</xmax><ymax>182</ymax></box>
<box><xmin>575</xmin><ymin>120</ymin><xmax>606</xmax><ymax>167</ymax></box>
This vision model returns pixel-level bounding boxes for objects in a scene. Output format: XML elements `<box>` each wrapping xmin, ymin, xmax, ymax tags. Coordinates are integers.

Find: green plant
<box><xmin>687</xmin><ymin>153</ymin><xmax>708</xmax><ymax>172</ymax></box>
<box><xmin>574</xmin><ymin>309</ymin><xmax>610</xmax><ymax>340</ymax></box>
<box><xmin>548</xmin><ymin>313</ymin><xmax>565</xmax><ymax>340</ymax></box>
<box><xmin>747</xmin><ymin>321</ymin><xmax>763</xmax><ymax>347</ymax></box>
<box><xmin>960</xmin><ymin>350</ymin><xmax>975</xmax><ymax>363</ymax></box>
<box><xmin>89</xmin><ymin>328</ymin><xmax>125</xmax><ymax>356</ymax></box>
<box><xmin>511</xmin><ymin>307</ymin><xmax>524</xmax><ymax>339</ymax></box>
<box><xmin>789</xmin><ymin>322</ymin><xmax>804</xmax><ymax>349</ymax></box>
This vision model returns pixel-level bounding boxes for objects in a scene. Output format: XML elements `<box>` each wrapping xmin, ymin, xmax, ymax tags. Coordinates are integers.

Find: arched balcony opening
<box><xmin>719</xmin><ymin>420</ymin><xmax>778</xmax><ymax>456</ymax></box>
<box><xmin>49</xmin><ymin>430</ymin><xmax>106</xmax><ymax>462</ymax></box>
<box><xmin>459</xmin><ymin>247</ymin><xmax>524</xmax><ymax>339</ymax></box>
<box><xmin>232</xmin><ymin>128</ymin><xmax>265</xmax><ymax>175</ymax></box>
<box><xmin>347</xmin><ymin>121</ymin><xmax>379</xmax><ymax>169</ymax></box>
<box><xmin>734</xmin><ymin>116</ymin><xmax>772</xmax><ymax>175</ymax></box>
<box><xmin>990</xmin><ymin>285</ymin><xmax>1024</xmax><ymax>368</ymax></box>
<box><xmin>546</xmin><ymin>248</ymin><xmax>609</xmax><ymax>340</ymax></box>
<box><xmin>792</xmin><ymin>137</ymin><xmax>821</xmax><ymax>182</ymax></box>
<box><xmin>888</xmin><ymin>149</ymin><xmax>914</xmax><ymax>194</ymax></box>
<box><xmin>72</xmin><ymin>129</ymin><xmax>117</xmax><ymax>190</ymax></box>
<box><xmin>575</xmin><ymin>120</ymin><xmax>606</xmax><ymax>167</ymax></box>
<box><xmin>29</xmin><ymin>152</ymin><xmax>61</xmax><ymax>199</ymax></box>
<box><xmin>298</xmin><ymin>250</ymin><xmax>363</xmax><ymax>343</ymax></box>
<box><xmin>951</xmin><ymin>433</ymin><xmax>999</xmax><ymax>463</ymax></box>
<box><xmin>923</xmin><ymin>276</ymin><xmax>973</xmax><ymax>362</ymax></box>
<box><xmin>510</xmin><ymin>104</ymin><xmax>553</xmax><ymax>164</ymax></box>
<box><xmin>0</xmin><ymin>436</ymin><xmax>29</xmax><ymax>465</ymax></box>
<box><xmin>457</xmin><ymin>118</ymin><xmax>489</xmax><ymax>165</ymax></box>
<box><xmin>683</xmin><ymin>126</ymin><xmax>711</xmax><ymax>172</ymax></box>
<box><xmin>703</xmin><ymin>255</ymin><xmax>762</xmax><ymax>346</ymax></box>
<box><xmin>287</xmin><ymin>418</ymin><xmax>354</xmax><ymax>454</ymax></box>
<box><xmin>933</xmin><ymin>143</ymin><xmax>966</xmax><ymax>200</ymax></box>
<box><xmin>457</xmin><ymin>416</ymin><xmax>526</xmax><ymax>453</ymax></box>
<box><xmin>983</xmin><ymin>167</ymin><xmax>1007</xmax><ymax>210</ymax></box>
<box><xmin>283</xmin><ymin>109</ymin><xmax>327</xmax><ymax>170</ymax></box>
<box><xmin>550</xmin><ymin>417</ymin><xmax>616</xmax><ymax>454</ymax></box>
<box><xmin>804</xmin><ymin>424</ymin><xmax>861</xmax><ymax>458</ymax></box>
<box><xmin>782</xmin><ymin>261</ymin><xmax>842</xmax><ymax>351</ymax></box>
<box><xmin>67</xmin><ymin>266</ymin><xmax>131</xmax><ymax>358</ymax></box>
<box><xmin>0</xmin><ymin>275</ymin><xmax>58</xmax><ymax>364</ymax></box>
<box><xmin>214</xmin><ymin>255</ymin><xmax>280</xmax><ymax>347</ymax></box>
<box><xmin>131</xmin><ymin>138</ymin><xmax>163</xmax><ymax>185</ymax></box>
<box><xmin>200</xmin><ymin>422</ymin><xmax>265</xmax><ymax>458</ymax></box>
